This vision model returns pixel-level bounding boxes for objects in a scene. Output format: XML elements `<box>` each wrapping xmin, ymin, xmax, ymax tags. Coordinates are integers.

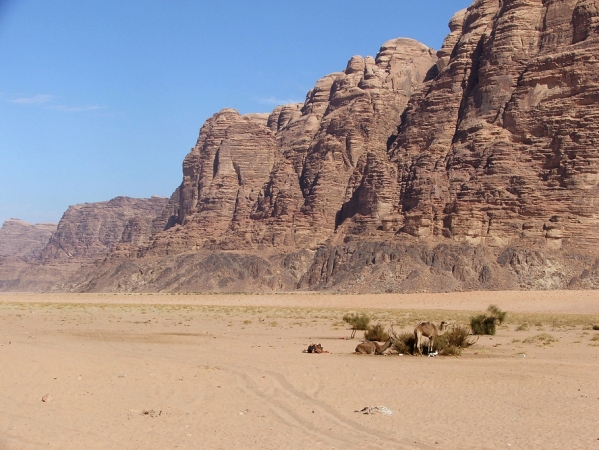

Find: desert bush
<box><xmin>444</xmin><ymin>325</ymin><xmax>476</xmax><ymax>348</ymax></box>
<box><xmin>515</xmin><ymin>323</ymin><xmax>529</xmax><ymax>331</ymax></box>
<box><xmin>434</xmin><ymin>326</ymin><xmax>476</xmax><ymax>356</ymax></box>
<box><xmin>593</xmin><ymin>325</ymin><xmax>599</xmax><ymax>331</ymax></box>
<box><xmin>590</xmin><ymin>334</ymin><xmax>599</xmax><ymax>342</ymax></box>
<box><xmin>470</xmin><ymin>314</ymin><xmax>496</xmax><ymax>335</ymax></box>
<box><xmin>487</xmin><ymin>304</ymin><xmax>507</xmax><ymax>324</ymax></box>
<box><xmin>439</xmin><ymin>345</ymin><xmax>461</xmax><ymax>356</ymax></box>
<box><xmin>470</xmin><ymin>305</ymin><xmax>507</xmax><ymax>335</ymax></box>
<box><xmin>343</xmin><ymin>313</ymin><xmax>371</xmax><ymax>338</ymax></box>
<box><xmin>391</xmin><ymin>332</ymin><xmax>415</xmax><ymax>355</ymax></box>
<box><xmin>523</xmin><ymin>333</ymin><xmax>557</xmax><ymax>346</ymax></box>
<box><xmin>364</xmin><ymin>323</ymin><xmax>389</xmax><ymax>342</ymax></box>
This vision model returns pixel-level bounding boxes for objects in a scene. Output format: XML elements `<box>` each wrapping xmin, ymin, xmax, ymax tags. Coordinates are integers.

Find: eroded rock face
<box><xmin>41</xmin><ymin>196</ymin><xmax>170</xmax><ymax>261</ymax></box>
<box><xmin>10</xmin><ymin>0</ymin><xmax>599</xmax><ymax>294</ymax></box>
<box><xmin>0</xmin><ymin>219</ymin><xmax>56</xmax><ymax>261</ymax></box>
<box><xmin>153</xmin><ymin>38</ymin><xmax>437</xmax><ymax>252</ymax></box>
<box><xmin>390</xmin><ymin>0</ymin><xmax>599</xmax><ymax>249</ymax></box>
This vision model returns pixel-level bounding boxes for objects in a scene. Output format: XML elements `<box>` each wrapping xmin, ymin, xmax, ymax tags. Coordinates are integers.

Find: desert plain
<box><xmin>1</xmin><ymin>291</ymin><xmax>598</xmax><ymax>450</ymax></box>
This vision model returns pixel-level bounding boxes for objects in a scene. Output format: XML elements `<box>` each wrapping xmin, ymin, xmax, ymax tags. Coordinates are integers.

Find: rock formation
<box><xmin>0</xmin><ymin>219</ymin><xmax>56</xmax><ymax>261</ymax></box>
<box><xmin>7</xmin><ymin>0</ymin><xmax>599</xmax><ymax>293</ymax></box>
<box><xmin>41</xmin><ymin>196</ymin><xmax>170</xmax><ymax>261</ymax></box>
<box><xmin>0</xmin><ymin>196</ymin><xmax>173</xmax><ymax>291</ymax></box>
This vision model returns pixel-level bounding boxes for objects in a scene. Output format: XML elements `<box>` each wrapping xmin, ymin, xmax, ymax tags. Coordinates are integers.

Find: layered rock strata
<box><xmin>11</xmin><ymin>0</ymin><xmax>599</xmax><ymax>294</ymax></box>
<box><xmin>0</xmin><ymin>219</ymin><xmax>56</xmax><ymax>260</ymax></box>
<box><xmin>41</xmin><ymin>196</ymin><xmax>170</xmax><ymax>261</ymax></box>
<box><xmin>390</xmin><ymin>0</ymin><xmax>599</xmax><ymax>248</ymax></box>
<box><xmin>154</xmin><ymin>38</ymin><xmax>438</xmax><ymax>252</ymax></box>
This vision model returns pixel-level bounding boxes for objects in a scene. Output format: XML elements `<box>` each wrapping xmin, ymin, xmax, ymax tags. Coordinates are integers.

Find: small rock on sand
<box><xmin>42</xmin><ymin>394</ymin><xmax>51</xmax><ymax>402</ymax></box>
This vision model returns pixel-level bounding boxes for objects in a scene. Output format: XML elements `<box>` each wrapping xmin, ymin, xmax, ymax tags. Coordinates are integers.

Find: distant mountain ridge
<box><xmin>3</xmin><ymin>0</ymin><xmax>599</xmax><ymax>293</ymax></box>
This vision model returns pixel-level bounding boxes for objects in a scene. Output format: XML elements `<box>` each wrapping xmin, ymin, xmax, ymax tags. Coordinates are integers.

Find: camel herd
<box><xmin>354</xmin><ymin>321</ymin><xmax>451</xmax><ymax>356</ymax></box>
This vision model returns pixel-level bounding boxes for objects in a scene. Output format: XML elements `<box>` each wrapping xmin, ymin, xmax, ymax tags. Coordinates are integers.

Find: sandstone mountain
<box><xmin>6</xmin><ymin>0</ymin><xmax>599</xmax><ymax>293</ymax></box>
<box><xmin>0</xmin><ymin>219</ymin><xmax>56</xmax><ymax>261</ymax></box>
<box><xmin>0</xmin><ymin>196</ymin><xmax>173</xmax><ymax>291</ymax></box>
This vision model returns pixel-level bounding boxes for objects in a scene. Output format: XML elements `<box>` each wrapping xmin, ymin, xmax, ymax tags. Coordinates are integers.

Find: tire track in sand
<box><xmin>228</xmin><ymin>367</ymin><xmax>433</xmax><ymax>450</ymax></box>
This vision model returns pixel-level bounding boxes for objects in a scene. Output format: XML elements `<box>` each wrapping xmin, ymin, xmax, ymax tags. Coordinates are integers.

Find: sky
<box><xmin>0</xmin><ymin>0</ymin><xmax>473</xmax><ymax>225</ymax></box>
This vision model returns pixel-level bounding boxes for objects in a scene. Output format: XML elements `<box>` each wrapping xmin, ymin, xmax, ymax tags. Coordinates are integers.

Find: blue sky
<box><xmin>0</xmin><ymin>0</ymin><xmax>472</xmax><ymax>225</ymax></box>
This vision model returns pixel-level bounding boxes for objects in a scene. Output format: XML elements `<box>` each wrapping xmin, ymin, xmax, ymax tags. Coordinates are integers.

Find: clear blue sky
<box><xmin>0</xmin><ymin>0</ymin><xmax>472</xmax><ymax>225</ymax></box>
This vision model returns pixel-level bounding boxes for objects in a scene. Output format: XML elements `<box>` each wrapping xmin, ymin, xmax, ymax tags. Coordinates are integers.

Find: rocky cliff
<box><xmin>0</xmin><ymin>219</ymin><xmax>56</xmax><ymax>261</ymax></box>
<box><xmin>41</xmin><ymin>196</ymin><xmax>171</xmax><ymax>261</ymax></box>
<box><xmin>0</xmin><ymin>196</ymin><xmax>173</xmax><ymax>291</ymax></box>
<box><xmin>9</xmin><ymin>0</ymin><xmax>599</xmax><ymax>293</ymax></box>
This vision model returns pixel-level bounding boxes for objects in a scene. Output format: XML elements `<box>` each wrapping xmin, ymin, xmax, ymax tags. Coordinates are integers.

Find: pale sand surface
<box><xmin>1</xmin><ymin>292</ymin><xmax>598</xmax><ymax>450</ymax></box>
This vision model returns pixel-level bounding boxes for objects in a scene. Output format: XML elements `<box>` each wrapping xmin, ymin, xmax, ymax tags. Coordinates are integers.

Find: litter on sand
<box><xmin>302</xmin><ymin>343</ymin><xmax>329</xmax><ymax>353</ymax></box>
<box><xmin>428</xmin><ymin>351</ymin><xmax>439</xmax><ymax>357</ymax></box>
<box><xmin>354</xmin><ymin>406</ymin><xmax>393</xmax><ymax>416</ymax></box>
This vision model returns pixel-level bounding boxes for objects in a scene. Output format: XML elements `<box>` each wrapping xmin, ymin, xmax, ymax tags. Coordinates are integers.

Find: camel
<box><xmin>354</xmin><ymin>338</ymin><xmax>393</xmax><ymax>355</ymax></box>
<box><xmin>304</xmin><ymin>343</ymin><xmax>328</xmax><ymax>353</ymax></box>
<box><xmin>439</xmin><ymin>320</ymin><xmax>456</xmax><ymax>332</ymax></box>
<box><xmin>414</xmin><ymin>322</ymin><xmax>439</xmax><ymax>356</ymax></box>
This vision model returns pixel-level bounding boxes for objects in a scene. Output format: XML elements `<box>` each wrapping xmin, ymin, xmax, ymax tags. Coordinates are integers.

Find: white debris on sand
<box><xmin>354</xmin><ymin>406</ymin><xmax>393</xmax><ymax>416</ymax></box>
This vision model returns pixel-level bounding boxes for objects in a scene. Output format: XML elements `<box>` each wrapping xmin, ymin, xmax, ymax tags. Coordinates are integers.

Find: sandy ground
<box><xmin>0</xmin><ymin>291</ymin><xmax>598</xmax><ymax>450</ymax></box>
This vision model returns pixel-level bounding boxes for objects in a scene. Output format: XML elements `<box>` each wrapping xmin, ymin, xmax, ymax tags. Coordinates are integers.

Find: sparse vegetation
<box><xmin>471</xmin><ymin>305</ymin><xmax>507</xmax><ymax>335</ymax></box>
<box><xmin>390</xmin><ymin>332</ymin><xmax>415</xmax><ymax>355</ymax></box>
<box><xmin>364</xmin><ymin>323</ymin><xmax>389</xmax><ymax>341</ymax></box>
<box><xmin>593</xmin><ymin>325</ymin><xmax>599</xmax><ymax>331</ymax></box>
<box><xmin>343</xmin><ymin>313</ymin><xmax>371</xmax><ymax>339</ymax></box>
<box><xmin>515</xmin><ymin>323</ymin><xmax>529</xmax><ymax>331</ymax></box>
<box><xmin>523</xmin><ymin>333</ymin><xmax>557</xmax><ymax>346</ymax></box>
<box><xmin>590</xmin><ymin>334</ymin><xmax>599</xmax><ymax>342</ymax></box>
<box><xmin>434</xmin><ymin>326</ymin><xmax>477</xmax><ymax>356</ymax></box>
<box><xmin>487</xmin><ymin>305</ymin><xmax>507</xmax><ymax>324</ymax></box>
<box><xmin>471</xmin><ymin>314</ymin><xmax>496</xmax><ymax>335</ymax></box>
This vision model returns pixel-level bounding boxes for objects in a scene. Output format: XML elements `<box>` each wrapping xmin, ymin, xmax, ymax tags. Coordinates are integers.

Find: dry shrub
<box><xmin>471</xmin><ymin>314</ymin><xmax>496</xmax><ymax>335</ymax></box>
<box><xmin>470</xmin><ymin>305</ymin><xmax>507</xmax><ymax>335</ymax></box>
<box><xmin>391</xmin><ymin>332</ymin><xmax>415</xmax><ymax>355</ymax></box>
<box><xmin>364</xmin><ymin>323</ymin><xmax>389</xmax><ymax>342</ymax></box>
<box><xmin>487</xmin><ymin>304</ymin><xmax>507</xmax><ymax>324</ymax></box>
<box><xmin>516</xmin><ymin>323</ymin><xmax>529</xmax><ymax>331</ymax></box>
<box><xmin>523</xmin><ymin>333</ymin><xmax>557</xmax><ymax>346</ymax></box>
<box><xmin>434</xmin><ymin>326</ymin><xmax>477</xmax><ymax>356</ymax></box>
<box><xmin>343</xmin><ymin>313</ymin><xmax>371</xmax><ymax>338</ymax></box>
<box><xmin>440</xmin><ymin>345</ymin><xmax>461</xmax><ymax>356</ymax></box>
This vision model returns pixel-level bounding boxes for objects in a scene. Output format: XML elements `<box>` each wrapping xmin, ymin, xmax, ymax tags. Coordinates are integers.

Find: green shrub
<box><xmin>364</xmin><ymin>323</ymin><xmax>389</xmax><ymax>341</ymax></box>
<box><xmin>343</xmin><ymin>313</ymin><xmax>371</xmax><ymax>338</ymax></box>
<box><xmin>434</xmin><ymin>326</ymin><xmax>476</xmax><ymax>355</ymax></box>
<box><xmin>470</xmin><ymin>305</ymin><xmax>507</xmax><ymax>335</ymax></box>
<box><xmin>391</xmin><ymin>332</ymin><xmax>415</xmax><ymax>355</ymax></box>
<box><xmin>487</xmin><ymin>304</ymin><xmax>507</xmax><ymax>324</ymax></box>
<box><xmin>471</xmin><ymin>314</ymin><xmax>496</xmax><ymax>335</ymax></box>
<box><xmin>593</xmin><ymin>325</ymin><xmax>599</xmax><ymax>331</ymax></box>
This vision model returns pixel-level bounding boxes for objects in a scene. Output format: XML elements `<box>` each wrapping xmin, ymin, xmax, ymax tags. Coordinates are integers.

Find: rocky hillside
<box><xmin>0</xmin><ymin>219</ymin><xmax>56</xmax><ymax>261</ymax></box>
<box><xmin>0</xmin><ymin>196</ymin><xmax>175</xmax><ymax>291</ymax></box>
<box><xmin>40</xmin><ymin>196</ymin><xmax>173</xmax><ymax>262</ymax></box>
<box><xmin>8</xmin><ymin>0</ymin><xmax>599</xmax><ymax>293</ymax></box>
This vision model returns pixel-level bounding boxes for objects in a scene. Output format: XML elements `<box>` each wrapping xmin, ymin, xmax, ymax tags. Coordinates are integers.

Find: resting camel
<box><xmin>439</xmin><ymin>320</ymin><xmax>456</xmax><ymax>332</ymax></box>
<box><xmin>414</xmin><ymin>322</ymin><xmax>439</xmax><ymax>356</ymax></box>
<box><xmin>355</xmin><ymin>338</ymin><xmax>393</xmax><ymax>355</ymax></box>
